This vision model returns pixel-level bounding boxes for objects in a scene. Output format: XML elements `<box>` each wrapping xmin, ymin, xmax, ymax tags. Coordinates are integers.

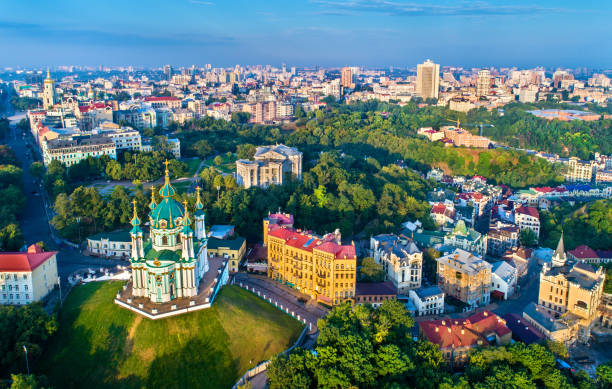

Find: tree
<box><xmin>360</xmin><ymin>257</ymin><xmax>385</xmax><ymax>283</ymax></box>
<box><xmin>597</xmin><ymin>361</ymin><xmax>612</xmax><ymax>389</ymax></box>
<box><xmin>29</xmin><ymin>162</ymin><xmax>44</xmax><ymax>180</ymax></box>
<box><xmin>520</xmin><ymin>228</ymin><xmax>538</xmax><ymax>247</ymax></box>
<box><xmin>0</xmin><ymin>224</ymin><xmax>24</xmax><ymax>251</ymax></box>
<box><xmin>213</xmin><ymin>155</ymin><xmax>223</xmax><ymax>165</ymax></box>
<box><xmin>192</xmin><ymin>139</ymin><xmax>214</xmax><ymax>158</ymax></box>
<box><xmin>0</xmin><ymin>304</ymin><xmax>57</xmax><ymax>377</ymax></box>
<box><xmin>9</xmin><ymin>374</ymin><xmax>50</xmax><ymax>389</ymax></box>
<box><xmin>545</xmin><ymin>340</ymin><xmax>569</xmax><ymax>359</ymax></box>
<box><xmin>236</xmin><ymin>144</ymin><xmax>256</xmax><ymax>160</ymax></box>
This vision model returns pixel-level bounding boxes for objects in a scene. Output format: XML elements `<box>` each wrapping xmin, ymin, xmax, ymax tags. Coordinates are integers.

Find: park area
<box><xmin>37</xmin><ymin>282</ymin><xmax>303</xmax><ymax>389</ymax></box>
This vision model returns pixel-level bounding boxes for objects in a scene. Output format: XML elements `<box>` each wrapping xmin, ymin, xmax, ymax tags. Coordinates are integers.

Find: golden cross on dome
<box><xmin>164</xmin><ymin>159</ymin><xmax>169</xmax><ymax>170</ymax></box>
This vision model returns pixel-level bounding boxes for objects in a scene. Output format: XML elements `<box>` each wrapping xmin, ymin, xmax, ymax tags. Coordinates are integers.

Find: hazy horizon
<box><xmin>1</xmin><ymin>0</ymin><xmax>610</xmax><ymax>68</ymax></box>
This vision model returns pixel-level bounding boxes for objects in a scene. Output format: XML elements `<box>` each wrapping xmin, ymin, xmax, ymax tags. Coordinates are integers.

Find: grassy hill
<box><xmin>38</xmin><ymin>282</ymin><xmax>303</xmax><ymax>389</ymax></box>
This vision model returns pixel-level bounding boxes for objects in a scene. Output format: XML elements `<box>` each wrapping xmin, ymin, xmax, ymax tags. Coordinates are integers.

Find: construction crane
<box><xmin>445</xmin><ymin>118</ymin><xmax>494</xmax><ymax>136</ymax></box>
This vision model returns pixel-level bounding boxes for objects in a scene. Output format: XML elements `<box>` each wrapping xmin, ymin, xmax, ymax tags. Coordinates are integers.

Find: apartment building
<box><xmin>564</xmin><ymin>157</ymin><xmax>596</xmax><ymax>183</ymax></box>
<box><xmin>93</xmin><ymin>122</ymin><xmax>142</xmax><ymax>151</ymax></box>
<box><xmin>443</xmin><ymin>220</ymin><xmax>487</xmax><ymax>257</ymax></box>
<box><xmin>0</xmin><ymin>244</ymin><xmax>58</xmax><ymax>305</ymax></box>
<box><xmin>419</xmin><ymin>311</ymin><xmax>511</xmax><ymax>367</ymax></box>
<box><xmin>514</xmin><ymin>206</ymin><xmax>540</xmax><ymax>239</ymax></box>
<box><xmin>266</xmin><ymin>216</ymin><xmax>356</xmax><ymax>306</ymax></box>
<box><xmin>441</xmin><ymin>126</ymin><xmax>490</xmax><ymax>148</ymax></box>
<box><xmin>236</xmin><ymin>144</ymin><xmax>302</xmax><ymax>188</ymax></box>
<box><xmin>370</xmin><ymin>234</ymin><xmax>423</xmax><ymax>294</ymax></box>
<box><xmin>43</xmin><ymin>134</ymin><xmax>116</xmax><ymax>167</ymax></box>
<box><xmin>486</xmin><ymin>221</ymin><xmax>519</xmax><ymax>257</ymax></box>
<box><xmin>436</xmin><ymin>248</ymin><xmax>492</xmax><ymax>308</ymax></box>
<box><xmin>409</xmin><ymin>286</ymin><xmax>444</xmax><ymax>316</ymax></box>
<box><xmin>416</xmin><ymin>60</ymin><xmax>440</xmax><ymax>99</ymax></box>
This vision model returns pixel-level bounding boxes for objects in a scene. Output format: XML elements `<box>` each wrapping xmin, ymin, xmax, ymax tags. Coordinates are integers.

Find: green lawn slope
<box><xmin>38</xmin><ymin>282</ymin><xmax>303</xmax><ymax>389</ymax></box>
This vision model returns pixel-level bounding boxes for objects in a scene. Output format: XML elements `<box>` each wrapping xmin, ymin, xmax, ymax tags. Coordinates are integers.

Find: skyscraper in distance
<box><xmin>476</xmin><ymin>69</ymin><xmax>491</xmax><ymax>97</ymax></box>
<box><xmin>416</xmin><ymin>60</ymin><xmax>440</xmax><ymax>99</ymax></box>
<box><xmin>341</xmin><ymin>67</ymin><xmax>354</xmax><ymax>89</ymax></box>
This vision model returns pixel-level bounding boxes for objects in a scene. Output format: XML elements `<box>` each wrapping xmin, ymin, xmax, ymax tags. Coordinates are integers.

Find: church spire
<box><xmin>158</xmin><ymin>160</ymin><xmax>176</xmax><ymax>198</ymax></box>
<box><xmin>46</xmin><ymin>67</ymin><xmax>51</xmax><ymax>80</ymax></box>
<box><xmin>130</xmin><ymin>200</ymin><xmax>142</xmax><ymax>234</ymax></box>
<box><xmin>552</xmin><ymin>231</ymin><xmax>567</xmax><ymax>267</ymax></box>
<box><xmin>195</xmin><ymin>186</ymin><xmax>204</xmax><ymax>214</ymax></box>
<box><xmin>148</xmin><ymin>185</ymin><xmax>157</xmax><ymax>211</ymax></box>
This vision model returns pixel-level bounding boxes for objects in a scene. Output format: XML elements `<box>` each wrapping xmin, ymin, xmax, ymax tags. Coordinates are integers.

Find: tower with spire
<box><xmin>43</xmin><ymin>68</ymin><xmax>57</xmax><ymax>110</ymax></box>
<box><xmin>128</xmin><ymin>161</ymin><xmax>208</xmax><ymax>304</ymax></box>
<box><xmin>551</xmin><ymin>231</ymin><xmax>567</xmax><ymax>267</ymax></box>
<box><xmin>194</xmin><ymin>186</ymin><xmax>206</xmax><ymax>240</ymax></box>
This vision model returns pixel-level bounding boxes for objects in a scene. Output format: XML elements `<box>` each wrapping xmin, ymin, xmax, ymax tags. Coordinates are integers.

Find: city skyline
<box><xmin>0</xmin><ymin>0</ymin><xmax>610</xmax><ymax>68</ymax></box>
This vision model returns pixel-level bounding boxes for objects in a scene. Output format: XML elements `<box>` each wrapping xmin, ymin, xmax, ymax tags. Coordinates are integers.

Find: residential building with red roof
<box><xmin>265</xmin><ymin>214</ymin><xmax>357</xmax><ymax>306</ymax></box>
<box><xmin>514</xmin><ymin>205</ymin><xmax>540</xmax><ymax>239</ymax></box>
<box><xmin>418</xmin><ymin>310</ymin><xmax>511</xmax><ymax>367</ymax></box>
<box><xmin>0</xmin><ymin>244</ymin><xmax>58</xmax><ymax>305</ymax></box>
<box><xmin>143</xmin><ymin>95</ymin><xmax>181</xmax><ymax>109</ymax></box>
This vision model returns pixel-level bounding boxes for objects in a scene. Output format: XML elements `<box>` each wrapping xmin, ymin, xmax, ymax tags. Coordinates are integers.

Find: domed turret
<box><xmin>149</xmin><ymin>161</ymin><xmax>185</xmax><ymax>229</ymax></box>
<box><xmin>148</xmin><ymin>185</ymin><xmax>157</xmax><ymax>211</ymax></box>
<box><xmin>130</xmin><ymin>199</ymin><xmax>142</xmax><ymax>234</ymax></box>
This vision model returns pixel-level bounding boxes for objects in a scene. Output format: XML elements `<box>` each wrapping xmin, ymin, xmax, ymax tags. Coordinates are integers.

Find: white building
<box><xmin>409</xmin><ymin>286</ymin><xmax>444</xmax><ymax>317</ymax></box>
<box><xmin>93</xmin><ymin>123</ymin><xmax>142</xmax><ymax>151</ymax></box>
<box><xmin>491</xmin><ymin>261</ymin><xmax>518</xmax><ymax>300</ymax></box>
<box><xmin>0</xmin><ymin>244</ymin><xmax>58</xmax><ymax>305</ymax></box>
<box><xmin>514</xmin><ymin>206</ymin><xmax>540</xmax><ymax>239</ymax></box>
<box><xmin>87</xmin><ymin>230</ymin><xmax>132</xmax><ymax>259</ymax></box>
<box><xmin>370</xmin><ymin>234</ymin><xmax>422</xmax><ymax>294</ymax></box>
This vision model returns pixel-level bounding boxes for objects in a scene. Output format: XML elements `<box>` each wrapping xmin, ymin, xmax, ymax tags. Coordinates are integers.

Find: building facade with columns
<box><xmin>129</xmin><ymin>165</ymin><xmax>208</xmax><ymax>304</ymax></box>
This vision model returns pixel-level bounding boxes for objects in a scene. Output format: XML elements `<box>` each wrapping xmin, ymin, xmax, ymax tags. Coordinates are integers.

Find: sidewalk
<box><xmin>233</xmin><ymin>273</ymin><xmax>329</xmax><ymax>333</ymax></box>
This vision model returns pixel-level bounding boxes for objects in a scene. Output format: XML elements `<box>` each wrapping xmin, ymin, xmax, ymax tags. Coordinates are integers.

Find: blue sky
<box><xmin>0</xmin><ymin>0</ymin><xmax>610</xmax><ymax>68</ymax></box>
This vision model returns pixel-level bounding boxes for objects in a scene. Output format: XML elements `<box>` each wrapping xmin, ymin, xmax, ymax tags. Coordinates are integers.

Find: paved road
<box><xmin>233</xmin><ymin>273</ymin><xmax>328</xmax><ymax>332</ymax></box>
<box><xmin>6</xmin><ymin>114</ymin><xmax>128</xmax><ymax>281</ymax></box>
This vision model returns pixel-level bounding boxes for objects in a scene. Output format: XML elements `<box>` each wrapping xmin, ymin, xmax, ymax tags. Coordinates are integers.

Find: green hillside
<box><xmin>38</xmin><ymin>282</ymin><xmax>303</xmax><ymax>389</ymax></box>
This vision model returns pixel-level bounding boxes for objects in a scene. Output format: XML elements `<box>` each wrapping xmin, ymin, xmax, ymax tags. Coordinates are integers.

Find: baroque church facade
<box><xmin>129</xmin><ymin>162</ymin><xmax>208</xmax><ymax>303</ymax></box>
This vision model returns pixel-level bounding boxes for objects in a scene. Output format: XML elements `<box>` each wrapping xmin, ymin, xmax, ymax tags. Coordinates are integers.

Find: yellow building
<box><xmin>0</xmin><ymin>244</ymin><xmax>58</xmax><ymax>305</ymax></box>
<box><xmin>266</xmin><ymin>215</ymin><xmax>356</xmax><ymax>306</ymax></box>
<box><xmin>207</xmin><ymin>237</ymin><xmax>246</xmax><ymax>273</ymax></box>
<box><xmin>436</xmin><ymin>248</ymin><xmax>492</xmax><ymax>308</ymax></box>
<box><xmin>537</xmin><ymin>235</ymin><xmax>605</xmax><ymax>341</ymax></box>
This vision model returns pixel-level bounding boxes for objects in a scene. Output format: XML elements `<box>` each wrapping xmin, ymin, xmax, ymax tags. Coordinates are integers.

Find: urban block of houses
<box><xmin>418</xmin><ymin>310</ymin><xmax>511</xmax><ymax>367</ymax></box>
<box><xmin>370</xmin><ymin>234</ymin><xmax>423</xmax><ymax>294</ymax></box>
<box><xmin>0</xmin><ymin>244</ymin><xmax>59</xmax><ymax>305</ymax></box>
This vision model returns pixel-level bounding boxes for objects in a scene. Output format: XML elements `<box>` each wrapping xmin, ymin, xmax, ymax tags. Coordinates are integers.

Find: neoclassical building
<box><xmin>129</xmin><ymin>163</ymin><xmax>208</xmax><ymax>303</ymax></box>
<box><xmin>236</xmin><ymin>144</ymin><xmax>302</xmax><ymax>188</ymax></box>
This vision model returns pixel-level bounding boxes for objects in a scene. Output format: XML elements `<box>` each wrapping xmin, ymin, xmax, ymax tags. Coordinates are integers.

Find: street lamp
<box><xmin>23</xmin><ymin>345</ymin><xmax>29</xmax><ymax>375</ymax></box>
<box><xmin>58</xmin><ymin>276</ymin><xmax>62</xmax><ymax>307</ymax></box>
<box><xmin>76</xmin><ymin>216</ymin><xmax>81</xmax><ymax>247</ymax></box>
<box><xmin>216</xmin><ymin>185</ymin><xmax>221</xmax><ymax>201</ymax></box>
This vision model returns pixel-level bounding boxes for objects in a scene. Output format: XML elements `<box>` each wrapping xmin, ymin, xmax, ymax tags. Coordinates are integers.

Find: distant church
<box><xmin>129</xmin><ymin>162</ymin><xmax>208</xmax><ymax>303</ymax></box>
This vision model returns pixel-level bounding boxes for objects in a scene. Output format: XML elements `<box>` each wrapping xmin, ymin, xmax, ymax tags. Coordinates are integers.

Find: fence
<box><xmin>231</xmin><ymin>281</ymin><xmax>313</xmax><ymax>389</ymax></box>
<box><xmin>232</xmin><ymin>325</ymin><xmax>308</xmax><ymax>389</ymax></box>
<box><xmin>234</xmin><ymin>281</ymin><xmax>314</xmax><ymax>331</ymax></box>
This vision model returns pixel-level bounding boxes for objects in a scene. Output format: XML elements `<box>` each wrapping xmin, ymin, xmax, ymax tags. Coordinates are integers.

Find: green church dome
<box><xmin>148</xmin><ymin>161</ymin><xmax>185</xmax><ymax>229</ymax></box>
<box><xmin>150</xmin><ymin>197</ymin><xmax>185</xmax><ymax>229</ymax></box>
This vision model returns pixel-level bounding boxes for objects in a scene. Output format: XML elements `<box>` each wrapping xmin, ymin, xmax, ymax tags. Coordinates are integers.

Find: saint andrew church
<box><xmin>128</xmin><ymin>161</ymin><xmax>209</xmax><ymax>304</ymax></box>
